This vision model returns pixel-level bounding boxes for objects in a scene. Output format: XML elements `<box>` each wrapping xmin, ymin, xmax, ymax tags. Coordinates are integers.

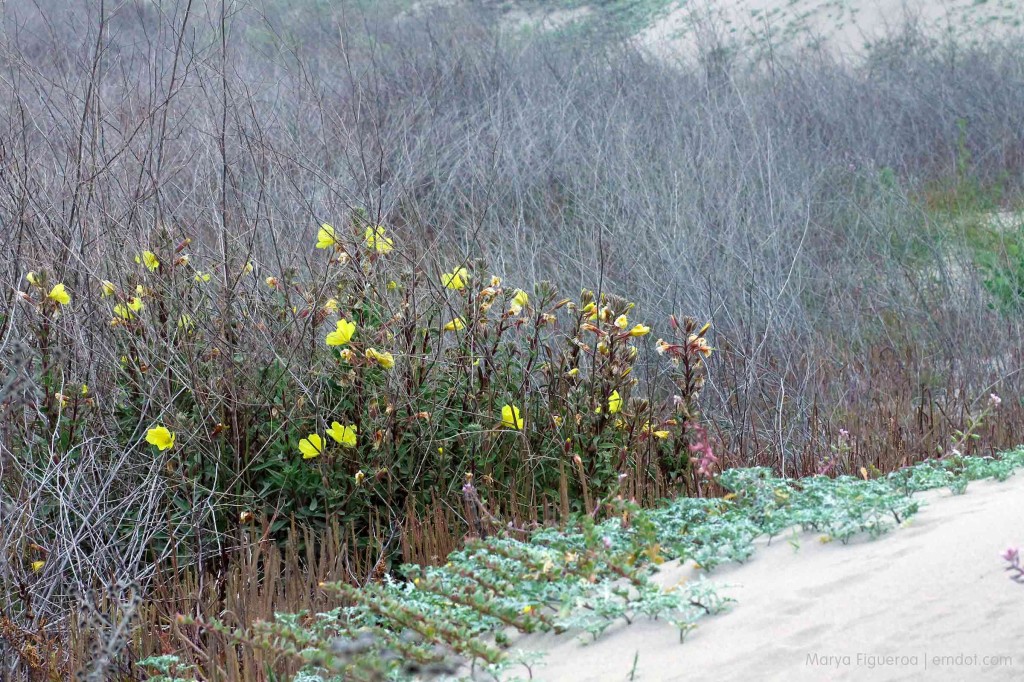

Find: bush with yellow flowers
<box><xmin>6</xmin><ymin>208</ymin><xmax>714</xmax><ymax>571</ymax></box>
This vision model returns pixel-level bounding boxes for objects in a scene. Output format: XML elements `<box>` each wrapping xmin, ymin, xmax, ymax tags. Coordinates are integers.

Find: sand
<box><xmin>505</xmin><ymin>474</ymin><xmax>1024</xmax><ymax>681</ymax></box>
<box><xmin>637</xmin><ymin>0</ymin><xmax>1024</xmax><ymax>59</ymax></box>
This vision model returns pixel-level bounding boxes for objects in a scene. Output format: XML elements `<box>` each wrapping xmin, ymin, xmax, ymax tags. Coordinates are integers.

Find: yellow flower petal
<box><xmin>441</xmin><ymin>266</ymin><xmax>469</xmax><ymax>290</ymax></box>
<box><xmin>299</xmin><ymin>433</ymin><xmax>324</xmax><ymax>459</ymax></box>
<box><xmin>31</xmin><ymin>560</ymin><xmax>45</xmax><ymax>572</ymax></box>
<box><xmin>100</xmin><ymin>280</ymin><xmax>116</xmax><ymax>297</ymax></box>
<box><xmin>364</xmin><ymin>225</ymin><xmax>394</xmax><ymax>254</ymax></box>
<box><xmin>316</xmin><ymin>223</ymin><xmax>337</xmax><ymax>249</ymax></box>
<box><xmin>325</xmin><ymin>319</ymin><xmax>357</xmax><ymax>347</ymax></box>
<box><xmin>145</xmin><ymin>426</ymin><xmax>175</xmax><ymax>451</ymax></box>
<box><xmin>139</xmin><ymin>251</ymin><xmax>160</xmax><ymax>271</ymax></box>
<box><xmin>628</xmin><ymin>324</ymin><xmax>650</xmax><ymax>337</ymax></box>
<box><xmin>47</xmin><ymin>283</ymin><xmax>71</xmax><ymax>306</ymax></box>
<box><xmin>443</xmin><ymin>317</ymin><xmax>466</xmax><ymax>332</ymax></box>
<box><xmin>327</xmin><ymin>422</ymin><xmax>358</xmax><ymax>448</ymax></box>
<box><xmin>501</xmin><ymin>404</ymin><xmax>524</xmax><ymax>430</ymax></box>
<box><xmin>509</xmin><ymin>289</ymin><xmax>529</xmax><ymax>315</ymax></box>
<box><xmin>608</xmin><ymin>390</ymin><xmax>622</xmax><ymax>414</ymax></box>
<box><xmin>365</xmin><ymin>348</ymin><xmax>395</xmax><ymax>369</ymax></box>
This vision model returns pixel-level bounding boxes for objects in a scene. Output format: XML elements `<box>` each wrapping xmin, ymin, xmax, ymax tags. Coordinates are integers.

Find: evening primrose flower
<box><xmin>26</xmin><ymin>272</ymin><xmax>40</xmax><ymax>287</ymax></box>
<box><xmin>501</xmin><ymin>404</ymin><xmax>524</xmax><ymax>430</ymax></box>
<box><xmin>100</xmin><ymin>280</ymin><xmax>116</xmax><ymax>297</ymax></box>
<box><xmin>327</xmin><ymin>422</ymin><xmax>358</xmax><ymax>448</ymax></box>
<box><xmin>193</xmin><ymin>271</ymin><xmax>211</xmax><ymax>283</ymax></box>
<box><xmin>443</xmin><ymin>317</ymin><xmax>466</xmax><ymax>332</ymax></box>
<box><xmin>145</xmin><ymin>426</ymin><xmax>176</xmax><ymax>451</ymax></box>
<box><xmin>354</xmin><ymin>470</ymin><xmax>366</xmax><ymax>485</ymax></box>
<box><xmin>265</xmin><ymin>276</ymin><xmax>279</xmax><ymax>289</ymax></box>
<box><xmin>325</xmin><ymin>319</ymin><xmax>356</xmax><ymax>347</ymax></box>
<box><xmin>643</xmin><ymin>422</ymin><xmax>670</xmax><ymax>439</ymax></box>
<box><xmin>596</xmin><ymin>390</ymin><xmax>621</xmax><ymax>414</ymax></box>
<box><xmin>365</xmin><ymin>348</ymin><xmax>395</xmax><ymax>369</ymax></box>
<box><xmin>323</xmin><ymin>298</ymin><xmax>339</xmax><ymax>313</ymax></box>
<box><xmin>364</xmin><ymin>225</ymin><xmax>394</xmax><ymax>254</ymax></box>
<box><xmin>31</xmin><ymin>561</ymin><xmax>45</xmax><ymax>572</ymax></box>
<box><xmin>299</xmin><ymin>433</ymin><xmax>324</xmax><ymax>459</ymax></box>
<box><xmin>608</xmin><ymin>390</ymin><xmax>622</xmax><ymax>414</ymax></box>
<box><xmin>582</xmin><ymin>301</ymin><xmax>597</xmax><ymax>319</ymax></box>
<box><xmin>614</xmin><ymin>314</ymin><xmax>629</xmax><ymax>330</ymax></box>
<box><xmin>47</xmin><ymin>283</ymin><xmax>71</xmax><ymax>306</ymax></box>
<box><xmin>688</xmin><ymin>334</ymin><xmax>713</xmax><ymax>357</ymax></box>
<box><xmin>628</xmin><ymin>324</ymin><xmax>650</xmax><ymax>337</ymax></box>
<box><xmin>509</xmin><ymin>289</ymin><xmax>529</xmax><ymax>315</ymax></box>
<box><xmin>316</xmin><ymin>223</ymin><xmax>338</xmax><ymax>249</ymax></box>
<box><xmin>441</xmin><ymin>266</ymin><xmax>469</xmax><ymax>290</ymax></box>
<box><xmin>137</xmin><ymin>251</ymin><xmax>160</xmax><ymax>271</ymax></box>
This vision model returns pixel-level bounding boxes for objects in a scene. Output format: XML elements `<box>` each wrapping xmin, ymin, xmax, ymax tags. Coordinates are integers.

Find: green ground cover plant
<box><xmin>153</xmin><ymin>447</ymin><xmax>1024</xmax><ymax>681</ymax></box>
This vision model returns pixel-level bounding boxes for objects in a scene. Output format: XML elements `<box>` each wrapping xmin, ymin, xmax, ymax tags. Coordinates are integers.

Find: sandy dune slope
<box><xmin>638</xmin><ymin>0</ymin><xmax>1024</xmax><ymax>58</ymax></box>
<box><xmin>508</xmin><ymin>475</ymin><xmax>1024</xmax><ymax>681</ymax></box>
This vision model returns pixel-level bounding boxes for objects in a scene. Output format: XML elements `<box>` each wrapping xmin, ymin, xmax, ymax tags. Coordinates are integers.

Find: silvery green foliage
<box><xmin>272</xmin><ymin>449</ymin><xmax>1024</xmax><ymax>680</ymax></box>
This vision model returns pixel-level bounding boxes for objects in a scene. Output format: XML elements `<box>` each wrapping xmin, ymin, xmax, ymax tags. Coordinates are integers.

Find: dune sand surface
<box><xmin>506</xmin><ymin>474</ymin><xmax>1024</xmax><ymax>681</ymax></box>
<box><xmin>637</xmin><ymin>0</ymin><xmax>1024</xmax><ymax>58</ymax></box>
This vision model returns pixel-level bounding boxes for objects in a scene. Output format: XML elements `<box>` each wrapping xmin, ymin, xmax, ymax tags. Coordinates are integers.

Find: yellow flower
<box><xmin>608</xmin><ymin>390</ymin><xmax>622</xmax><ymax>414</ymax></box>
<box><xmin>323</xmin><ymin>298</ymin><xmax>339</xmax><ymax>313</ymax></box>
<box><xmin>522</xmin><ymin>605</ymin><xmax>534</xmax><ymax>615</ymax></box>
<box><xmin>137</xmin><ymin>251</ymin><xmax>160</xmax><ymax>271</ymax></box>
<box><xmin>441</xmin><ymin>266</ymin><xmax>469</xmax><ymax>290</ymax></box>
<box><xmin>299</xmin><ymin>433</ymin><xmax>324</xmax><ymax>459</ymax></box>
<box><xmin>100</xmin><ymin>280</ymin><xmax>116</xmax><ymax>297</ymax></box>
<box><xmin>81</xmin><ymin>384</ymin><xmax>89</xmax><ymax>396</ymax></box>
<box><xmin>325</xmin><ymin>319</ymin><xmax>356</xmax><ymax>347</ymax></box>
<box><xmin>614</xmin><ymin>314</ymin><xmax>629</xmax><ymax>330</ymax></box>
<box><xmin>566</xmin><ymin>368</ymin><xmax>580</xmax><ymax>378</ymax></box>
<box><xmin>26</xmin><ymin>271</ymin><xmax>39</xmax><ymax>287</ymax></box>
<box><xmin>31</xmin><ymin>560</ymin><xmax>45</xmax><ymax>572</ymax></box>
<box><xmin>364</xmin><ymin>225</ymin><xmax>394</xmax><ymax>254</ymax></box>
<box><xmin>501</xmin><ymin>404</ymin><xmax>524</xmax><ymax>430</ymax></box>
<box><xmin>386</xmin><ymin>280</ymin><xmax>398</xmax><ymax>291</ymax></box>
<box><xmin>628</xmin><ymin>324</ymin><xmax>650</xmax><ymax>337</ymax></box>
<box><xmin>194</xmin><ymin>272</ymin><xmax>211</xmax><ymax>283</ymax></box>
<box><xmin>354</xmin><ymin>470</ymin><xmax>366</xmax><ymax>485</ymax></box>
<box><xmin>643</xmin><ymin>422</ymin><xmax>669</xmax><ymax>439</ymax></box>
<box><xmin>265</xmin><ymin>276</ymin><xmax>279</xmax><ymax>289</ymax></box>
<box><xmin>129</xmin><ymin>296</ymin><xmax>144</xmax><ymax>312</ymax></box>
<box><xmin>242</xmin><ymin>261</ymin><xmax>254</xmax><ymax>275</ymax></box>
<box><xmin>509</xmin><ymin>289</ymin><xmax>529</xmax><ymax>315</ymax></box>
<box><xmin>582</xmin><ymin>301</ymin><xmax>597</xmax><ymax>319</ymax></box>
<box><xmin>47</xmin><ymin>283</ymin><xmax>71</xmax><ymax>306</ymax></box>
<box><xmin>146</xmin><ymin>426</ymin><xmax>176</xmax><ymax>451</ymax></box>
<box><xmin>316</xmin><ymin>223</ymin><xmax>338</xmax><ymax>249</ymax></box>
<box><xmin>443</xmin><ymin>317</ymin><xmax>466</xmax><ymax>332</ymax></box>
<box><xmin>365</xmin><ymin>348</ymin><xmax>395</xmax><ymax>369</ymax></box>
<box><xmin>327</xmin><ymin>422</ymin><xmax>358</xmax><ymax>448</ymax></box>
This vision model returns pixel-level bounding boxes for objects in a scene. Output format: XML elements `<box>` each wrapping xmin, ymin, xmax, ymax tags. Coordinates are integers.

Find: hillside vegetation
<box><xmin>1</xmin><ymin>0</ymin><xmax>1023</xmax><ymax>679</ymax></box>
